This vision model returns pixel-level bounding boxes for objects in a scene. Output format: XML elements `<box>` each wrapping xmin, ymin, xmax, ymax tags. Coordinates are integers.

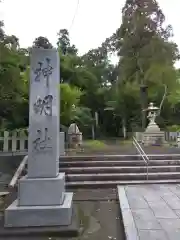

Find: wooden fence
<box><xmin>0</xmin><ymin>130</ymin><xmax>65</xmax><ymax>155</ymax></box>
<box><xmin>0</xmin><ymin>130</ymin><xmax>28</xmax><ymax>153</ymax></box>
<box><xmin>134</xmin><ymin>132</ymin><xmax>180</xmax><ymax>143</ymax></box>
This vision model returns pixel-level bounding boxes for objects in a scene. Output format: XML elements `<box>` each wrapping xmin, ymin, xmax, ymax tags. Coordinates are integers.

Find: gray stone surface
<box><xmin>143</xmin><ymin>132</ymin><xmax>165</xmax><ymax>147</ymax></box>
<box><xmin>118</xmin><ymin>184</ymin><xmax>180</xmax><ymax>240</ymax></box>
<box><xmin>127</xmin><ymin>195</ymin><xmax>149</xmax><ymax>209</ymax></box>
<box><xmin>28</xmin><ymin>48</ymin><xmax>60</xmax><ymax>178</ymax></box>
<box><xmin>0</xmin><ymin>207</ymin><xmax>78</xmax><ymax>239</ymax></box>
<box><xmin>166</xmin><ymin>229</ymin><xmax>180</xmax><ymax>240</ymax></box>
<box><xmin>18</xmin><ymin>173</ymin><xmax>65</xmax><ymax>206</ymax></box>
<box><xmin>118</xmin><ymin>186</ymin><xmax>139</xmax><ymax>240</ymax></box>
<box><xmin>4</xmin><ymin>192</ymin><xmax>73</xmax><ymax>227</ymax></box>
<box><xmin>148</xmin><ymin>201</ymin><xmax>178</xmax><ymax>219</ymax></box>
<box><xmin>132</xmin><ymin>209</ymin><xmax>161</xmax><ymax>230</ymax></box>
<box><xmin>138</xmin><ymin>230</ymin><xmax>168</xmax><ymax>240</ymax></box>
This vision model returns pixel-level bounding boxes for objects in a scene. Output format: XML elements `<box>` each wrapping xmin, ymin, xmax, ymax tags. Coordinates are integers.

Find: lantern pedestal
<box><xmin>143</xmin><ymin>103</ymin><xmax>165</xmax><ymax>146</ymax></box>
<box><xmin>143</xmin><ymin>123</ymin><xmax>165</xmax><ymax>146</ymax></box>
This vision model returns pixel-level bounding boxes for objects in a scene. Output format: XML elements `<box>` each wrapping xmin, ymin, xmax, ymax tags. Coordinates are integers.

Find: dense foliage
<box><xmin>1</xmin><ymin>0</ymin><xmax>180</xmax><ymax>138</ymax></box>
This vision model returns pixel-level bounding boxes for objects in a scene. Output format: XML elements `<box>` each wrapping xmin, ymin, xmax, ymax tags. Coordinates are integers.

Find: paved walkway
<box><xmin>118</xmin><ymin>184</ymin><xmax>180</xmax><ymax>240</ymax></box>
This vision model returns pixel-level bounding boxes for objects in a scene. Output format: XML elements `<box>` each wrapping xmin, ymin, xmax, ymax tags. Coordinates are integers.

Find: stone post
<box><xmin>4</xmin><ymin>48</ymin><xmax>73</xmax><ymax>227</ymax></box>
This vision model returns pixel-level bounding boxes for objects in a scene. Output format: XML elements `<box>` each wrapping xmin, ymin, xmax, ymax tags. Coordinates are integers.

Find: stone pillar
<box><xmin>4</xmin><ymin>48</ymin><xmax>73</xmax><ymax>227</ymax></box>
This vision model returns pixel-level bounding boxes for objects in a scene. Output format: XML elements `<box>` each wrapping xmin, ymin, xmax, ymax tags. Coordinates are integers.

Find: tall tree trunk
<box><xmin>122</xmin><ymin>117</ymin><xmax>127</xmax><ymax>139</ymax></box>
<box><xmin>140</xmin><ymin>85</ymin><xmax>148</xmax><ymax>130</ymax></box>
<box><xmin>91</xmin><ymin>125</ymin><xmax>95</xmax><ymax>140</ymax></box>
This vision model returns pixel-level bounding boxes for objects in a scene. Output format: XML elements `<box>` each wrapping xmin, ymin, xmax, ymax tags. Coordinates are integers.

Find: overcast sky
<box><xmin>1</xmin><ymin>0</ymin><xmax>180</xmax><ymax>66</ymax></box>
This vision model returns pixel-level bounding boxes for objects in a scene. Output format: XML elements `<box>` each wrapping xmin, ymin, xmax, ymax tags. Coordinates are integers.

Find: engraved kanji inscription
<box><xmin>33</xmin><ymin>58</ymin><xmax>53</xmax><ymax>87</ymax></box>
<box><xmin>32</xmin><ymin>128</ymin><xmax>52</xmax><ymax>152</ymax></box>
<box><xmin>33</xmin><ymin>95</ymin><xmax>53</xmax><ymax>116</ymax></box>
<box><xmin>34</xmin><ymin>62</ymin><xmax>43</xmax><ymax>82</ymax></box>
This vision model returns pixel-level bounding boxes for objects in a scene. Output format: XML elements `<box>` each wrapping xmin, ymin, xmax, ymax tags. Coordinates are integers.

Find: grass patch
<box><xmin>66</xmin><ymin>139</ymin><xmax>134</xmax><ymax>155</ymax></box>
<box><xmin>83</xmin><ymin>140</ymin><xmax>107</xmax><ymax>150</ymax></box>
<box><xmin>66</xmin><ymin>140</ymin><xmax>107</xmax><ymax>155</ymax></box>
<box><xmin>119</xmin><ymin>139</ymin><xmax>133</xmax><ymax>145</ymax></box>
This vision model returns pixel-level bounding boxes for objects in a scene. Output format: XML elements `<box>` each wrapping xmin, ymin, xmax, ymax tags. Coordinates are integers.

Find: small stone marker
<box><xmin>4</xmin><ymin>48</ymin><xmax>73</xmax><ymax>227</ymax></box>
<box><xmin>177</xmin><ymin>135</ymin><xmax>180</xmax><ymax>148</ymax></box>
<box><xmin>68</xmin><ymin>123</ymin><xmax>82</xmax><ymax>148</ymax></box>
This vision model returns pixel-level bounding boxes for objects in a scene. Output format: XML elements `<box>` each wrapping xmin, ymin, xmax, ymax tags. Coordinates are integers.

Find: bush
<box><xmin>167</xmin><ymin>125</ymin><xmax>180</xmax><ymax>132</ymax></box>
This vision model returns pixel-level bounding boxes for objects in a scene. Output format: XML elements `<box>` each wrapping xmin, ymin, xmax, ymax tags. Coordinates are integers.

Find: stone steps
<box><xmin>58</xmin><ymin>154</ymin><xmax>180</xmax><ymax>188</ymax></box>
<box><xmin>66</xmin><ymin>179</ymin><xmax>180</xmax><ymax>188</ymax></box>
<box><xmin>59</xmin><ymin>165</ymin><xmax>180</xmax><ymax>174</ymax></box>
<box><xmin>59</xmin><ymin>160</ymin><xmax>180</xmax><ymax>167</ymax></box>
<box><xmin>0</xmin><ymin>182</ymin><xmax>8</xmax><ymax>191</ymax></box>
<box><xmin>60</xmin><ymin>154</ymin><xmax>180</xmax><ymax>161</ymax></box>
<box><xmin>65</xmin><ymin>172</ymin><xmax>180</xmax><ymax>182</ymax></box>
<box><xmin>20</xmin><ymin>155</ymin><xmax>180</xmax><ymax>189</ymax></box>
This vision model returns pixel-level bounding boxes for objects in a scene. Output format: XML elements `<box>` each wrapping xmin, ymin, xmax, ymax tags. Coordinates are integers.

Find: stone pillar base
<box><xmin>4</xmin><ymin>192</ymin><xmax>73</xmax><ymax>228</ymax></box>
<box><xmin>143</xmin><ymin>131</ymin><xmax>165</xmax><ymax>146</ymax></box>
<box><xmin>4</xmin><ymin>172</ymin><xmax>73</xmax><ymax>228</ymax></box>
<box><xmin>18</xmin><ymin>173</ymin><xmax>65</xmax><ymax>206</ymax></box>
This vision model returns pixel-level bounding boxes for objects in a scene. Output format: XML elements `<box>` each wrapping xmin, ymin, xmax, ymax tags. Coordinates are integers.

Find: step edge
<box><xmin>66</xmin><ymin>179</ymin><xmax>180</xmax><ymax>185</ymax></box>
<box><xmin>66</xmin><ymin>172</ymin><xmax>180</xmax><ymax>176</ymax></box>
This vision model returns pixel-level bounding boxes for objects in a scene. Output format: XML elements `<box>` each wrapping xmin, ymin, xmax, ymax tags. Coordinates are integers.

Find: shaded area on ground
<box><xmin>0</xmin><ymin>155</ymin><xmax>24</xmax><ymax>192</ymax></box>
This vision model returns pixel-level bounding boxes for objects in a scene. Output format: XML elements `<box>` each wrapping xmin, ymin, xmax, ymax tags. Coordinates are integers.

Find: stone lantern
<box><xmin>143</xmin><ymin>102</ymin><xmax>165</xmax><ymax>146</ymax></box>
<box><xmin>146</xmin><ymin>102</ymin><xmax>160</xmax><ymax>130</ymax></box>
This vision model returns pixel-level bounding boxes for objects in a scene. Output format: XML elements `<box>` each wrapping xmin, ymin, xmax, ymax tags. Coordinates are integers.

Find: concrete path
<box><xmin>118</xmin><ymin>184</ymin><xmax>180</xmax><ymax>240</ymax></box>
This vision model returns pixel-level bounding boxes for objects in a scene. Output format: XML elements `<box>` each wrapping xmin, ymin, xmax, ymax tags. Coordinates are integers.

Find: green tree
<box><xmin>57</xmin><ymin>29</ymin><xmax>77</xmax><ymax>55</ymax></box>
<box><xmin>4</xmin><ymin>35</ymin><xmax>19</xmax><ymax>50</ymax></box>
<box><xmin>0</xmin><ymin>42</ymin><xmax>28</xmax><ymax>129</ymax></box>
<box><xmin>106</xmin><ymin>81</ymin><xmax>140</xmax><ymax>137</ymax></box>
<box><xmin>0</xmin><ymin>21</ymin><xmax>5</xmax><ymax>41</ymax></box>
<box><xmin>33</xmin><ymin>36</ymin><xmax>53</xmax><ymax>49</ymax></box>
<box><xmin>60</xmin><ymin>83</ymin><xmax>82</xmax><ymax>125</ymax></box>
<box><xmin>107</xmin><ymin>0</ymin><xmax>179</xmax><ymax>129</ymax></box>
<box><xmin>2</xmin><ymin>4</ymin><xmax>180</xmax><ymax>138</ymax></box>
